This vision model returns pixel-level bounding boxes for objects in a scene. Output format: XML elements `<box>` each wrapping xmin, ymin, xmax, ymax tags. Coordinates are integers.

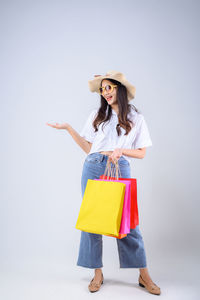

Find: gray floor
<box><xmin>0</xmin><ymin>255</ymin><xmax>198</xmax><ymax>300</ymax></box>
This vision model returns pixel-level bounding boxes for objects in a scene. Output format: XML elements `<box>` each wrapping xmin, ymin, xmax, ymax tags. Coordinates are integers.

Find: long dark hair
<box><xmin>93</xmin><ymin>78</ymin><xmax>139</xmax><ymax>136</ymax></box>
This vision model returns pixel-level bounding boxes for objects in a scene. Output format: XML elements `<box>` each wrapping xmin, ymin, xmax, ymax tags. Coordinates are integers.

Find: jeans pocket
<box><xmin>118</xmin><ymin>156</ymin><xmax>130</xmax><ymax>167</ymax></box>
<box><xmin>85</xmin><ymin>153</ymin><xmax>101</xmax><ymax>164</ymax></box>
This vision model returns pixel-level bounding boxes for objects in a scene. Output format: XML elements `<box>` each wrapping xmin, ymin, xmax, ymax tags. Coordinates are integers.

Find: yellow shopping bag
<box><xmin>75</xmin><ymin>179</ymin><xmax>126</xmax><ymax>236</ymax></box>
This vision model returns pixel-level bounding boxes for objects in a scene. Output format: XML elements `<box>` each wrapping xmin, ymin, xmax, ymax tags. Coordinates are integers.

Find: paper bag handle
<box><xmin>102</xmin><ymin>159</ymin><xmax>122</xmax><ymax>180</ymax></box>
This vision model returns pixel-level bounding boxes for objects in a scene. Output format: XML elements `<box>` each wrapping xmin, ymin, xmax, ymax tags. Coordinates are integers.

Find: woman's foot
<box><xmin>88</xmin><ymin>268</ymin><xmax>104</xmax><ymax>293</ymax></box>
<box><xmin>139</xmin><ymin>268</ymin><xmax>161</xmax><ymax>295</ymax></box>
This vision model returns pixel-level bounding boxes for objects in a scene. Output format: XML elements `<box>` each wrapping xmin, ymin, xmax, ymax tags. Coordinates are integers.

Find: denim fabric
<box><xmin>76</xmin><ymin>152</ymin><xmax>147</xmax><ymax>269</ymax></box>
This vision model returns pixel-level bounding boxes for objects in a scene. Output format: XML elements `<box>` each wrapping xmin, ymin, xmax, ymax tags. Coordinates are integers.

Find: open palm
<box><xmin>46</xmin><ymin>122</ymin><xmax>69</xmax><ymax>130</ymax></box>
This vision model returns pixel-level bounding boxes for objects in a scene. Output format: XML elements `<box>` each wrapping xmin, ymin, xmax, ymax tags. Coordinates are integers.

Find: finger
<box><xmin>108</xmin><ymin>157</ymin><xmax>112</xmax><ymax>163</ymax></box>
<box><xmin>110</xmin><ymin>157</ymin><xmax>116</xmax><ymax>164</ymax></box>
<box><xmin>110</xmin><ymin>157</ymin><xmax>114</xmax><ymax>163</ymax></box>
<box><xmin>46</xmin><ymin>123</ymin><xmax>54</xmax><ymax>128</ymax></box>
<box><xmin>109</xmin><ymin>158</ymin><xmax>114</xmax><ymax>164</ymax></box>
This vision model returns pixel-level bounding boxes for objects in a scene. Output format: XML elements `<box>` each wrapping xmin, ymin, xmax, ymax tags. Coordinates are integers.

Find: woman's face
<box><xmin>101</xmin><ymin>79</ymin><xmax>118</xmax><ymax>106</ymax></box>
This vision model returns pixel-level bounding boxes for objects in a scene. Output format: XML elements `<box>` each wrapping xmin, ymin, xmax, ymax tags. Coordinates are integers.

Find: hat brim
<box><xmin>88</xmin><ymin>74</ymin><xmax>135</xmax><ymax>101</ymax></box>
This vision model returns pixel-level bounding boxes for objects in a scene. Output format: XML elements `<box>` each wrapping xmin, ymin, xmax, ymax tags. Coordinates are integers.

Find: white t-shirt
<box><xmin>80</xmin><ymin>106</ymin><xmax>153</xmax><ymax>163</ymax></box>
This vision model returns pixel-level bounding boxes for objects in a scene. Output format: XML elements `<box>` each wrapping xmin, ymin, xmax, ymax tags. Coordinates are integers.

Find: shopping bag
<box><xmin>100</xmin><ymin>175</ymin><xmax>139</xmax><ymax>229</ymax></box>
<box><xmin>119</xmin><ymin>178</ymin><xmax>139</xmax><ymax>229</ymax></box>
<box><xmin>75</xmin><ymin>179</ymin><xmax>126</xmax><ymax>236</ymax></box>
<box><xmin>126</xmin><ymin>178</ymin><xmax>139</xmax><ymax>229</ymax></box>
<box><xmin>95</xmin><ymin>160</ymin><xmax>130</xmax><ymax>239</ymax></box>
<box><xmin>95</xmin><ymin>179</ymin><xmax>131</xmax><ymax>234</ymax></box>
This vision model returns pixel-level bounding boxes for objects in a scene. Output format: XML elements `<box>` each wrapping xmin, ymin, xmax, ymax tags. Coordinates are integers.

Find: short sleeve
<box><xmin>132</xmin><ymin>115</ymin><xmax>153</xmax><ymax>149</ymax></box>
<box><xmin>80</xmin><ymin>109</ymin><xmax>98</xmax><ymax>143</ymax></box>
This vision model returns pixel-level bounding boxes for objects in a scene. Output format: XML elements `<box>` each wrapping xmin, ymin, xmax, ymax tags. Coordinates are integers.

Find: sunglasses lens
<box><xmin>99</xmin><ymin>85</ymin><xmax>113</xmax><ymax>94</ymax></box>
<box><xmin>106</xmin><ymin>85</ymin><xmax>112</xmax><ymax>92</ymax></box>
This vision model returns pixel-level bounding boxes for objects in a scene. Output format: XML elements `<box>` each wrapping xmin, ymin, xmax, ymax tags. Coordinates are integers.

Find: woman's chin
<box><xmin>107</xmin><ymin>99</ymin><xmax>116</xmax><ymax>106</ymax></box>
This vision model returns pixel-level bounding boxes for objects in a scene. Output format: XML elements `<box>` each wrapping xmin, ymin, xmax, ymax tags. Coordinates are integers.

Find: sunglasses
<box><xmin>98</xmin><ymin>84</ymin><xmax>117</xmax><ymax>95</ymax></box>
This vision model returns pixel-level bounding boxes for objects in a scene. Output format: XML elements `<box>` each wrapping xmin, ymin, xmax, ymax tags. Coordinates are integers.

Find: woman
<box><xmin>46</xmin><ymin>70</ymin><xmax>161</xmax><ymax>295</ymax></box>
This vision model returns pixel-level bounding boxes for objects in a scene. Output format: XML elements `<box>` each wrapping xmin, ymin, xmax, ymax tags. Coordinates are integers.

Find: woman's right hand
<box><xmin>46</xmin><ymin>122</ymin><xmax>91</xmax><ymax>154</ymax></box>
<box><xmin>46</xmin><ymin>122</ymin><xmax>70</xmax><ymax>130</ymax></box>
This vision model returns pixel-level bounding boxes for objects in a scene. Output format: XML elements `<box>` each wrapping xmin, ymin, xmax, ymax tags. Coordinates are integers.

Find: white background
<box><xmin>1</xmin><ymin>0</ymin><xmax>199</xmax><ymax>299</ymax></box>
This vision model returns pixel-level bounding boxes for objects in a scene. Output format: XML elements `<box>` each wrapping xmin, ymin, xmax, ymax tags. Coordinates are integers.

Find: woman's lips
<box><xmin>107</xmin><ymin>96</ymin><xmax>112</xmax><ymax>101</ymax></box>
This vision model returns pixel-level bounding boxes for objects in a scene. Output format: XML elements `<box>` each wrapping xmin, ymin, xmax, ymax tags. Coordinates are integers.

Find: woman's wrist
<box><xmin>65</xmin><ymin>123</ymin><xmax>71</xmax><ymax>131</ymax></box>
<box><xmin>121</xmin><ymin>148</ymin><xmax>145</xmax><ymax>159</ymax></box>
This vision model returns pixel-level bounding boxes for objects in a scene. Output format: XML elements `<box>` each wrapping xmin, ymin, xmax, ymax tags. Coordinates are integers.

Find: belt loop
<box><xmin>99</xmin><ymin>153</ymin><xmax>103</xmax><ymax>162</ymax></box>
<box><xmin>103</xmin><ymin>154</ymin><xmax>108</xmax><ymax>162</ymax></box>
<box><xmin>101</xmin><ymin>154</ymin><xmax>106</xmax><ymax>162</ymax></box>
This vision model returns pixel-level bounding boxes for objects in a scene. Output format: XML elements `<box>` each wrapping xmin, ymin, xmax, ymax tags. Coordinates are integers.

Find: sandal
<box><xmin>88</xmin><ymin>273</ymin><xmax>104</xmax><ymax>293</ymax></box>
<box><xmin>138</xmin><ymin>274</ymin><xmax>161</xmax><ymax>295</ymax></box>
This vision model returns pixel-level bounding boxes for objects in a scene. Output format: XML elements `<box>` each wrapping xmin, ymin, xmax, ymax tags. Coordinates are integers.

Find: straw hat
<box><xmin>88</xmin><ymin>70</ymin><xmax>136</xmax><ymax>101</ymax></box>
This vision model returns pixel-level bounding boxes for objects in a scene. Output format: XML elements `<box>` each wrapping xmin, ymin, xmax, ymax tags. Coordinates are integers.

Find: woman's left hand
<box><xmin>108</xmin><ymin>148</ymin><xmax>123</xmax><ymax>164</ymax></box>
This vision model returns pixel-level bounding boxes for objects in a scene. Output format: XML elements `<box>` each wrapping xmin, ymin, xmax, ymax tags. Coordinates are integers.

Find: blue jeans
<box><xmin>76</xmin><ymin>152</ymin><xmax>147</xmax><ymax>269</ymax></box>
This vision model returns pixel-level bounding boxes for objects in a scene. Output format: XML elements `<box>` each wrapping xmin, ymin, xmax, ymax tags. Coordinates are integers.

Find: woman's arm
<box><xmin>46</xmin><ymin>122</ymin><xmax>92</xmax><ymax>154</ymax></box>
<box><xmin>66</xmin><ymin>124</ymin><xmax>92</xmax><ymax>154</ymax></box>
<box><xmin>108</xmin><ymin>147</ymin><xmax>146</xmax><ymax>162</ymax></box>
<box><xmin>121</xmin><ymin>148</ymin><xmax>146</xmax><ymax>159</ymax></box>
